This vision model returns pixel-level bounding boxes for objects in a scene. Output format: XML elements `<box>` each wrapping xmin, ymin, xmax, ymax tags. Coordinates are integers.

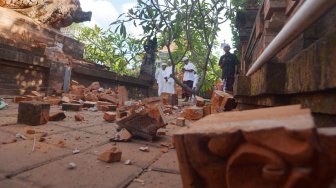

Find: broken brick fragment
<box><xmin>62</xmin><ymin>103</ymin><xmax>82</xmax><ymax>111</ymax></box>
<box><xmin>98</xmin><ymin>147</ymin><xmax>122</xmax><ymax>163</ymax></box>
<box><xmin>24</xmin><ymin>95</ymin><xmax>43</xmax><ymax>101</ymax></box>
<box><xmin>211</xmin><ymin>90</ymin><xmax>235</xmax><ymax>113</ymax></box>
<box><xmin>168</xmin><ymin>94</ymin><xmax>178</xmax><ymax>106</ymax></box>
<box><xmin>195</xmin><ymin>96</ymin><xmax>205</xmax><ymax>107</ymax></box>
<box><xmin>103</xmin><ymin>112</ymin><xmax>116</xmax><ymax>122</ymax></box>
<box><xmin>13</xmin><ymin>96</ymin><xmax>30</xmax><ymax>103</ymax></box>
<box><xmin>116</xmin><ymin>109</ymin><xmax>128</xmax><ymax>119</ymax></box>
<box><xmin>18</xmin><ymin>101</ymin><xmax>50</xmax><ymax>126</ymax></box>
<box><xmin>99</xmin><ymin>93</ymin><xmax>119</xmax><ymax>104</ymax></box>
<box><xmin>183</xmin><ymin>106</ymin><xmax>203</xmax><ymax>120</ymax></box>
<box><xmin>111</xmin><ymin>128</ymin><xmax>132</xmax><ymax>142</ymax></box>
<box><xmin>26</xmin><ymin>129</ymin><xmax>36</xmax><ymax>134</ymax></box>
<box><xmin>84</xmin><ymin>92</ymin><xmax>98</xmax><ymax>102</ymax></box>
<box><xmin>203</xmin><ymin>104</ymin><xmax>211</xmax><ymax>117</ymax></box>
<box><xmin>96</xmin><ymin>101</ymin><xmax>113</xmax><ymax>111</ymax></box>
<box><xmin>117</xmin><ymin>113</ymin><xmax>159</xmax><ymax>141</ymax></box>
<box><xmin>83</xmin><ymin>101</ymin><xmax>96</xmax><ymax>108</ymax></box>
<box><xmin>101</xmin><ymin>105</ymin><xmax>117</xmax><ymax>112</ymax></box>
<box><xmin>49</xmin><ymin>112</ymin><xmax>66</xmax><ymax>121</ymax></box>
<box><xmin>74</xmin><ymin>113</ymin><xmax>84</xmax><ymax>121</ymax></box>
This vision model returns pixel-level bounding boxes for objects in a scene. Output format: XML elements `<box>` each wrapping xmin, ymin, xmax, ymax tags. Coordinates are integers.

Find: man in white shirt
<box><xmin>163</xmin><ymin>60</ymin><xmax>175</xmax><ymax>94</ymax></box>
<box><xmin>155</xmin><ymin>63</ymin><xmax>167</xmax><ymax>96</ymax></box>
<box><xmin>182</xmin><ymin>57</ymin><xmax>195</xmax><ymax>102</ymax></box>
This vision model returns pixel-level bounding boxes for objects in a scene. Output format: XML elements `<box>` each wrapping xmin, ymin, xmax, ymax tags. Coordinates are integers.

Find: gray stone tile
<box><xmin>0</xmin><ymin>178</ymin><xmax>40</xmax><ymax>188</ymax></box>
<box><xmin>18</xmin><ymin>153</ymin><xmax>142</xmax><ymax>188</ymax></box>
<box><xmin>150</xmin><ymin>150</ymin><xmax>180</xmax><ymax>174</ymax></box>
<box><xmin>127</xmin><ymin>171</ymin><xmax>183</xmax><ymax>188</ymax></box>
<box><xmin>0</xmin><ymin>140</ymin><xmax>71</xmax><ymax>173</ymax></box>
<box><xmin>44</xmin><ymin>130</ymin><xmax>110</xmax><ymax>150</ymax></box>
<box><xmin>89</xmin><ymin>142</ymin><xmax>163</xmax><ymax>168</ymax></box>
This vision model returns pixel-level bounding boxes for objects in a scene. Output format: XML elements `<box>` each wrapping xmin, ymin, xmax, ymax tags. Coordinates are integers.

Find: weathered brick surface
<box><xmin>98</xmin><ymin>147</ymin><xmax>122</xmax><ymax>163</ymax></box>
<box><xmin>103</xmin><ymin>112</ymin><xmax>116</xmax><ymax>122</ymax></box>
<box><xmin>62</xmin><ymin>103</ymin><xmax>82</xmax><ymax>111</ymax></box>
<box><xmin>18</xmin><ymin>101</ymin><xmax>50</xmax><ymax>126</ymax></box>
<box><xmin>183</xmin><ymin>106</ymin><xmax>203</xmax><ymax>120</ymax></box>
<box><xmin>49</xmin><ymin>112</ymin><xmax>66</xmax><ymax>121</ymax></box>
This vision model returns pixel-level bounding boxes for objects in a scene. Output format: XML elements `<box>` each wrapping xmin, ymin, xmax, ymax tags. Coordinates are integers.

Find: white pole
<box><xmin>246</xmin><ymin>0</ymin><xmax>336</xmax><ymax>76</ymax></box>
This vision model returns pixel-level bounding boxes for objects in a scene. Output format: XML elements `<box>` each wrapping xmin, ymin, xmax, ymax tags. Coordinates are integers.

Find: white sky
<box><xmin>79</xmin><ymin>0</ymin><xmax>233</xmax><ymax>54</ymax></box>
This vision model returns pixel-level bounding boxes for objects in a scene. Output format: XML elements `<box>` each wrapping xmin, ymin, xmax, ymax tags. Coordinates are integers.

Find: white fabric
<box><xmin>155</xmin><ymin>68</ymin><xmax>166</xmax><ymax>96</ymax></box>
<box><xmin>163</xmin><ymin>66</ymin><xmax>175</xmax><ymax>94</ymax></box>
<box><xmin>193</xmin><ymin>73</ymin><xmax>199</xmax><ymax>88</ymax></box>
<box><xmin>183</xmin><ymin>62</ymin><xmax>195</xmax><ymax>81</ymax></box>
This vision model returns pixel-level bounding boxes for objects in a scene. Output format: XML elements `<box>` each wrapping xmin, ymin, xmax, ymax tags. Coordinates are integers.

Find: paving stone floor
<box><xmin>0</xmin><ymin>99</ymin><xmax>183</xmax><ymax>188</ymax></box>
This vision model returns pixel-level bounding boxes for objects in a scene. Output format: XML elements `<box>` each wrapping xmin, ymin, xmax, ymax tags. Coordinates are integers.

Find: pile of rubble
<box><xmin>14</xmin><ymin>80</ymin><xmax>238</xmax><ymax>138</ymax></box>
<box><xmin>8</xmin><ymin>80</ymin><xmax>242</xmax><ymax>174</ymax></box>
<box><xmin>14</xmin><ymin>80</ymin><xmax>187</xmax><ymax>141</ymax></box>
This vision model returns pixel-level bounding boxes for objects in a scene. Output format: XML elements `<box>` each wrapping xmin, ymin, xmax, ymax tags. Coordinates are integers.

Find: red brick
<box><xmin>74</xmin><ymin>113</ymin><xmax>85</xmax><ymax>121</ymax></box>
<box><xmin>196</xmin><ymin>96</ymin><xmax>205</xmax><ymax>107</ymax></box>
<box><xmin>116</xmin><ymin>86</ymin><xmax>128</xmax><ymax>106</ymax></box>
<box><xmin>13</xmin><ymin>96</ymin><xmax>30</xmax><ymax>103</ymax></box>
<box><xmin>49</xmin><ymin>112</ymin><xmax>66</xmax><ymax>121</ymax></box>
<box><xmin>168</xmin><ymin>94</ymin><xmax>178</xmax><ymax>106</ymax></box>
<box><xmin>83</xmin><ymin>101</ymin><xmax>96</xmax><ymax>108</ymax></box>
<box><xmin>103</xmin><ymin>112</ymin><xmax>116</xmax><ymax>122</ymax></box>
<box><xmin>116</xmin><ymin>109</ymin><xmax>128</xmax><ymax>119</ymax></box>
<box><xmin>96</xmin><ymin>101</ymin><xmax>113</xmax><ymax>111</ymax></box>
<box><xmin>84</xmin><ymin>92</ymin><xmax>98</xmax><ymax>102</ymax></box>
<box><xmin>62</xmin><ymin>103</ymin><xmax>82</xmax><ymax>111</ymax></box>
<box><xmin>98</xmin><ymin>147</ymin><xmax>122</xmax><ymax>163</ymax></box>
<box><xmin>24</xmin><ymin>95</ymin><xmax>43</xmax><ymax>101</ymax></box>
<box><xmin>99</xmin><ymin>93</ymin><xmax>119</xmax><ymax>104</ymax></box>
<box><xmin>111</xmin><ymin>128</ymin><xmax>132</xmax><ymax>142</ymax></box>
<box><xmin>203</xmin><ymin>104</ymin><xmax>211</xmax><ymax>117</ymax></box>
<box><xmin>18</xmin><ymin>101</ymin><xmax>50</xmax><ymax>126</ymax></box>
<box><xmin>183</xmin><ymin>106</ymin><xmax>204</xmax><ymax>120</ymax></box>
<box><xmin>101</xmin><ymin>105</ymin><xmax>117</xmax><ymax>112</ymax></box>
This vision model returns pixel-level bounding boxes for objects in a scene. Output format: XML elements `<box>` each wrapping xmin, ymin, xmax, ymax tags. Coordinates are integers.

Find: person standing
<box><xmin>163</xmin><ymin>60</ymin><xmax>175</xmax><ymax>94</ymax></box>
<box><xmin>191</xmin><ymin>72</ymin><xmax>199</xmax><ymax>100</ymax></box>
<box><xmin>155</xmin><ymin>63</ymin><xmax>167</xmax><ymax>96</ymax></box>
<box><xmin>219</xmin><ymin>44</ymin><xmax>239</xmax><ymax>94</ymax></box>
<box><xmin>182</xmin><ymin>57</ymin><xmax>195</xmax><ymax>102</ymax></box>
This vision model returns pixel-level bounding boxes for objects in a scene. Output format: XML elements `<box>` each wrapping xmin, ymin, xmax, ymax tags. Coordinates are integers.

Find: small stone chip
<box><xmin>133</xmin><ymin>178</ymin><xmax>145</xmax><ymax>184</ymax></box>
<box><xmin>124</xmin><ymin>159</ymin><xmax>132</xmax><ymax>165</ymax></box>
<box><xmin>73</xmin><ymin>149</ymin><xmax>80</xmax><ymax>154</ymax></box>
<box><xmin>139</xmin><ymin>146</ymin><xmax>149</xmax><ymax>152</ymax></box>
<box><xmin>68</xmin><ymin>162</ymin><xmax>77</xmax><ymax>169</ymax></box>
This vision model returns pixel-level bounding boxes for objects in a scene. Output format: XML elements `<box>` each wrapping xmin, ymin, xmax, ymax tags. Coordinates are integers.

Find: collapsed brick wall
<box><xmin>0</xmin><ymin>7</ymin><xmax>151</xmax><ymax>98</ymax></box>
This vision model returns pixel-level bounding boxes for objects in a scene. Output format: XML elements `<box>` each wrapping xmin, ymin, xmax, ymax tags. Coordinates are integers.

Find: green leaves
<box><xmin>75</xmin><ymin>25</ymin><xmax>143</xmax><ymax>76</ymax></box>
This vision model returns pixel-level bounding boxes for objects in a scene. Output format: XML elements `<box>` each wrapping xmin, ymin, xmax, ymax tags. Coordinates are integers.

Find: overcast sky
<box><xmin>79</xmin><ymin>0</ymin><xmax>233</xmax><ymax>54</ymax></box>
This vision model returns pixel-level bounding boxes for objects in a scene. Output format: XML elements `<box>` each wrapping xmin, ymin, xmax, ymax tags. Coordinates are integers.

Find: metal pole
<box><xmin>246</xmin><ymin>0</ymin><xmax>336</xmax><ymax>76</ymax></box>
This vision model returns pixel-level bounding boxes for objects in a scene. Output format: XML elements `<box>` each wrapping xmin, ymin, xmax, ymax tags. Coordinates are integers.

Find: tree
<box><xmin>112</xmin><ymin>0</ymin><xmax>233</xmax><ymax>94</ymax></box>
<box><xmin>75</xmin><ymin>25</ymin><xmax>144</xmax><ymax>76</ymax></box>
